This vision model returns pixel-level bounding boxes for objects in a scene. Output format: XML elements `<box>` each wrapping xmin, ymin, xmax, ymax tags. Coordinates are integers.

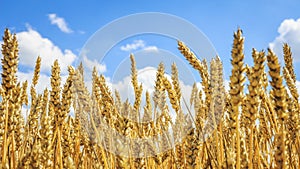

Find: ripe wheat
<box><xmin>0</xmin><ymin>28</ymin><xmax>299</xmax><ymax>169</ymax></box>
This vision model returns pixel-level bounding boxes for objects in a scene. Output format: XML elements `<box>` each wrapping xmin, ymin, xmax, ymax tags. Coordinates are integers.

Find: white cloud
<box><xmin>0</xmin><ymin>41</ymin><xmax>2</xmax><ymax>50</ymax></box>
<box><xmin>120</xmin><ymin>40</ymin><xmax>159</xmax><ymax>53</ymax></box>
<box><xmin>16</xmin><ymin>27</ymin><xmax>77</xmax><ymax>74</ymax></box>
<box><xmin>296</xmin><ymin>81</ymin><xmax>300</xmax><ymax>97</ymax></box>
<box><xmin>48</xmin><ymin>13</ymin><xmax>73</xmax><ymax>33</ymax></box>
<box><xmin>110</xmin><ymin>67</ymin><xmax>156</xmax><ymax>102</ymax></box>
<box><xmin>17</xmin><ymin>71</ymin><xmax>68</xmax><ymax>94</ymax></box>
<box><xmin>120</xmin><ymin>40</ymin><xmax>145</xmax><ymax>51</ymax></box>
<box><xmin>78</xmin><ymin>30</ymin><xmax>85</xmax><ymax>34</ymax></box>
<box><xmin>21</xmin><ymin>106</ymin><xmax>29</xmax><ymax>121</ymax></box>
<box><xmin>82</xmin><ymin>54</ymin><xmax>106</xmax><ymax>73</ymax></box>
<box><xmin>143</xmin><ymin>46</ymin><xmax>159</xmax><ymax>52</ymax></box>
<box><xmin>110</xmin><ymin>66</ymin><xmax>202</xmax><ymax>119</ymax></box>
<box><xmin>17</xmin><ymin>70</ymin><xmax>68</xmax><ymax>119</ymax></box>
<box><xmin>224</xmin><ymin>79</ymin><xmax>230</xmax><ymax>92</ymax></box>
<box><xmin>269</xmin><ymin>18</ymin><xmax>300</xmax><ymax>62</ymax></box>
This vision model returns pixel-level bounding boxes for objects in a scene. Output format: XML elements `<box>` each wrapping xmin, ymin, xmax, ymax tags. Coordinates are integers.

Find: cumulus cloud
<box><xmin>110</xmin><ymin>67</ymin><xmax>156</xmax><ymax>102</ymax></box>
<box><xmin>296</xmin><ymin>81</ymin><xmax>300</xmax><ymax>96</ymax></box>
<box><xmin>110</xmin><ymin>66</ymin><xmax>202</xmax><ymax>119</ymax></box>
<box><xmin>109</xmin><ymin>66</ymin><xmax>206</xmax><ymax>104</ymax></box>
<box><xmin>269</xmin><ymin>18</ymin><xmax>300</xmax><ymax>62</ymax></box>
<box><xmin>120</xmin><ymin>40</ymin><xmax>158</xmax><ymax>53</ymax></box>
<box><xmin>143</xmin><ymin>46</ymin><xmax>159</xmax><ymax>52</ymax></box>
<box><xmin>82</xmin><ymin>54</ymin><xmax>106</xmax><ymax>73</ymax></box>
<box><xmin>224</xmin><ymin>79</ymin><xmax>230</xmax><ymax>92</ymax></box>
<box><xmin>48</xmin><ymin>13</ymin><xmax>73</xmax><ymax>33</ymax></box>
<box><xmin>16</xmin><ymin>26</ymin><xmax>77</xmax><ymax>74</ymax></box>
<box><xmin>17</xmin><ymin>71</ymin><xmax>68</xmax><ymax>94</ymax></box>
<box><xmin>120</xmin><ymin>40</ymin><xmax>145</xmax><ymax>51</ymax></box>
<box><xmin>17</xmin><ymin>70</ymin><xmax>68</xmax><ymax>118</ymax></box>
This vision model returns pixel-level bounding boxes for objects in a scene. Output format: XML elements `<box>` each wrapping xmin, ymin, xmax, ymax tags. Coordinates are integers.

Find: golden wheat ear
<box><xmin>267</xmin><ymin>48</ymin><xmax>289</xmax><ymax>168</ymax></box>
<box><xmin>32</xmin><ymin>56</ymin><xmax>41</xmax><ymax>87</ymax></box>
<box><xmin>283</xmin><ymin>43</ymin><xmax>296</xmax><ymax>82</ymax></box>
<box><xmin>130</xmin><ymin>54</ymin><xmax>143</xmax><ymax>114</ymax></box>
<box><xmin>177</xmin><ymin>40</ymin><xmax>211</xmax><ymax>110</ymax></box>
<box><xmin>1</xmin><ymin>29</ymin><xmax>19</xmax><ymax>95</ymax></box>
<box><xmin>228</xmin><ymin>28</ymin><xmax>247</xmax><ymax>169</ymax></box>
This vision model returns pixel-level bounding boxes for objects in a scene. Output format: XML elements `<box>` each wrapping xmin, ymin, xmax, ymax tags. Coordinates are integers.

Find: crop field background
<box><xmin>1</xmin><ymin>1</ymin><xmax>300</xmax><ymax>169</ymax></box>
<box><xmin>0</xmin><ymin>27</ymin><xmax>299</xmax><ymax>168</ymax></box>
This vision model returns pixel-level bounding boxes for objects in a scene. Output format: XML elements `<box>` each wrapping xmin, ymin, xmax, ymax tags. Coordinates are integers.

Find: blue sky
<box><xmin>2</xmin><ymin>0</ymin><xmax>300</xmax><ymax>53</ymax></box>
<box><xmin>1</xmin><ymin>0</ymin><xmax>300</xmax><ymax>99</ymax></box>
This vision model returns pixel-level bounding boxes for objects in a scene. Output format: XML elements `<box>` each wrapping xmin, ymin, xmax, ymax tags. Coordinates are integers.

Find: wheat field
<box><xmin>0</xmin><ymin>28</ymin><xmax>299</xmax><ymax>169</ymax></box>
